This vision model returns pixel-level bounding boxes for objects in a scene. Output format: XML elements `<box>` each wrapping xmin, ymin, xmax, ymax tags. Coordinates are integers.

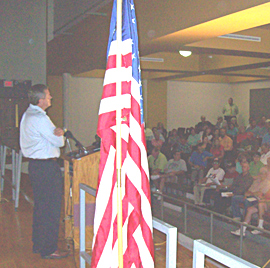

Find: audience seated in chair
<box><xmin>151</xmin><ymin>128</ymin><xmax>164</xmax><ymax>150</ymax></box>
<box><xmin>262</xmin><ymin>127</ymin><xmax>270</xmax><ymax>147</ymax></box>
<box><xmin>212</xmin><ymin>161</ymin><xmax>239</xmax><ymax>213</ymax></box>
<box><xmin>231</xmin><ymin>166</ymin><xmax>270</xmax><ymax>236</ymax></box>
<box><xmin>196</xmin><ymin>115</ymin><xmax>213</xmax><ymax>132</ymax></box>
<box><xmin>148</xmin><ymin>147</ymin><xmax>167</xmax><ymax>192</ymax></box>
<box><xmin>215</xmin><ymin>116</ymin><xmax>225</xmax><ymax>129</ymax></box>
<box><xmin>219</xmin><ymin>127</ymin><xmax>234</xmax><ymax>162</ymax></box>
<box><xmin>187</xmin><ymin>127</ymin><xmax>201</xmax><ymax>149</ymax></box>
<box><xmin>236</xmin><ymin>126</ymin><xmax>248</xmax><ymax>146</ymax></box>
<box><xmin>210</xmin><ymin>138</ymin><xmax>224</xmax><ymax>162</ymax></box>
<box><xmin>201</xmin><ymin>135</ymin><xmax>212</xmax><ymax>153</ymax></box>
<box><xmin>260</xmin><ymin>143</ymin><xmax>270</xmax><ymax>165</ymax></box>
<box><xmin>249</xmin><ymin>152</ymin><xmax>264</xmax><ymax>179</ymax></box>
<box><xmin>231</xmin><ymin>116</ymin><xmax>239</xmax><ymax>128</ymax></box>
<box><xmin>227</xmin><ymin>122</ymin><xmax>238</xmax><ymax>140</ymax></box>
<box><xmin>246</xmin><ymin>119</ymin><xmax>261</xmax><ymax>138</ymax></box>
<box><xmin>157</xmin><ymin>122</ymin><xmax>167</xmax><ymax>140</ymax></box>
<box><xmin>193</xmin><ymin>158</ymin><xmax>225</xmax><ymax>206</ymax></box>
<box><xmin>168</xmin><ymin>129</ymin><xmax>179</xmax><ymax>148</ymax></box>
<box><xmin>230</xmin><ymin>162</ymin><xmax>255</xmax><ymax>221</ymax></box>
<box><xmin>159</xmin><ymin>150</ymin><xmax>187</xmax><ymax>194</ymax></box>
<box><xmin>176</xmin><ymin>135</ymin><xmax>191</xmax><ymax>152</ymax></box>
<box><xmin>188</xmin><ymin>143</ymin><xmax>213</xmax><ymax>185</ymax></box>
<box><xmin>239</xmin><ymin>132</ymin><xmax>259</xmax><ymax>153</ymax></box>
<box><xmin>214</xmin><ymin>161</ymin><xmax>252</xmax><ymax>216</ymax></box>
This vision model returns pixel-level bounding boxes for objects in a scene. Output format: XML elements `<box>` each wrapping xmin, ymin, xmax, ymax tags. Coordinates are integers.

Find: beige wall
<box><xmin>147</xmin><ymin>80</ymin><xmax>167</xmax><ymax>128</ymax></box>
<box><xmin>167</xmin><ymin>80</ymin><xmax>270</xmax><ymax>131</ymax></box>
<box><xmin>58</xmin><ymin>74</ymin><xmax>270</xmax><ymax>145</ymax></box>
<box><xmin>0</xmin><ymin>0</ymin><xmax>46</xmax><ymax>84</ymax></box>
<box><xmin>167</xmin><ymin>81</ymin><xmax>233</xmax><ymax>130</ymax></box>
<box><xmin>47</xmin><ymin>76</ymin><xmax>64</xmax><ymax>128</ymax></box>
<box><xmin>232</xmin><ymin>80</ymin><xmax>270</xmax><ymax>126</ymax></box>
<box><xmin>63</xmin><ymin>74</ymin><xmax>103</xmax><ymax>148</ymax></box>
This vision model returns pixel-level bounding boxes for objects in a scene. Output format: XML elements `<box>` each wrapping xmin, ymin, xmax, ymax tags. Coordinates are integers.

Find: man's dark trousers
<box><xmin>29</xmin><ymin>159</ymin><xmax>62</xmax><ymax>257</ymax></box>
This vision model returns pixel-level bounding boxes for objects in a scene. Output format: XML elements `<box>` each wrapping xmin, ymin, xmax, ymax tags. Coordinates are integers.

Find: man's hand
<box><xmin>54</xmin><ymin>127</ymin><xmax>64</xmax><ymax>136</ymax></box>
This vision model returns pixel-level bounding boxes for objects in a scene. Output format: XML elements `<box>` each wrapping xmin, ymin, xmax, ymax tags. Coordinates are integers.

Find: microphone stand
<box><xmin>64</xmin><ymin>130</ymin><xmax>89</xmax><ymax>157</ymax></box>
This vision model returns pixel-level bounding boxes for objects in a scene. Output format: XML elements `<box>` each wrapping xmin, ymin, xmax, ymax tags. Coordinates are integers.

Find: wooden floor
<box><xmin>0</xmin><ymin>170</ymin><xmax>217</xmax><ymax>268</ymax></box>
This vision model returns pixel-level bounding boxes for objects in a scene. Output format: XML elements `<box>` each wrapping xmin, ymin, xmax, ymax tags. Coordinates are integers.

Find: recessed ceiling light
<box><xmin>179</xmin><ymin>50</ymin><xmax>192</xmax><ymax>57</ymax></box>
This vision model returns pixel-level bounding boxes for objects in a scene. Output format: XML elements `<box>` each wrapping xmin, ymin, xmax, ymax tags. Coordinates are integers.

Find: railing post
<box><xmin>80</xmin><ymin>187</ymin><xmax>86</xmax><ymax>268</ymax></box>
<box><xmin>184</xmin><ymin>203</ymin><xmax>187</xmax><ymax>234</ymax></box>
<box><xmin>210</xmin><ymin>213</ymin><xmax>213</xmax><ymax>244</ymax></box>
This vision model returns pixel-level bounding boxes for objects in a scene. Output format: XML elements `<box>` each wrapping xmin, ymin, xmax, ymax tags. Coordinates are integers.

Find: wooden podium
<box><xmin>63</xmin><ymin>149</ymin><xmax>100</xmax><ymax>249</ymax></box>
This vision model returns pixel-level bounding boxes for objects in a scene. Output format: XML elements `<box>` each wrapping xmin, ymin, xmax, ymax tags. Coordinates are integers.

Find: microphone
<box><xmin>64</xmin><ymin>129</ymin><xmax>88</xmax><ymax>155</ymax></box>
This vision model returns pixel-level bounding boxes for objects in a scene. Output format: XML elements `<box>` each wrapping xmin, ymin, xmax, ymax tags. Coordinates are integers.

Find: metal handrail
<box><xmin>153</xmin><ymin>191</ymin><xmax>270</xmax><ymax>258</ymax></box>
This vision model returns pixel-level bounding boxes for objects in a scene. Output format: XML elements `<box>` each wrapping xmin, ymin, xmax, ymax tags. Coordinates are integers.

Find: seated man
<box><xmin>260</xmin><ymin>143</ymin><xmax>270</xmax><ymax>165</ymax></box>
<box><xmin>212</xmin><ymin>161</ymin><xmax>239</xmax><ymax>213</ymax></box>
<box><xmin>148</xmin><ymin>147</ymin><xmax>167</xmax><ymax>192</ymax></box>
<box><xmin>188</xmin><ymin>143</ymin><xmax>213</xmax><ymax>184</ymax></box>
<box><xmin>249</xmin><ymin>152</ymin><xmax>264</xmax><ymax>179</ymax></box>
<box><xmin>176</xmin><ymin>136</ymin><xmax>192</xmax><ymax>157</ymax></box>
<box><xmin>231</xmin><ymin>166</ymin><xmax>270</xmax><ymax>236</ymax></box>
<box><xmin>159</xmin><ymin>150</ymin><xmax>187</xmax><ymax>193</ymax></box>
<box><xmin>246</xmin><ymin>119</ymin><xmax>261</xmax><ymax>138</ymax></box>
<box><xmin>262</xmin><ymin>127</ymin><xmax>270</xmax><ymax>147</ymax></box>
<box><xmin>229</xmin><ymin>162</ymin><xmax>254</xmax><ymax>221</ymax></box>
<box><xmin>214</xmin><ymin>162</ymin><xmax>253</xmax><ymax>217</ymax></box>
<box><xmin>193</xmin><ymin>158</ymin><xmax>225</xmax><ymax>205</ymax></box>
<box><xmin>195</xmin><ymin>115</ymin><xmax>213</xmax><ymax>132</ymax></box>
<box><xmin>219</xmin><ymin>127</ymin><xmax>234</xmax><ymax>162</ymax></box>
<box><xmin>239</xmin><ymin>132</ymin><xmax>259</xmax><ymax>152</ymax></box>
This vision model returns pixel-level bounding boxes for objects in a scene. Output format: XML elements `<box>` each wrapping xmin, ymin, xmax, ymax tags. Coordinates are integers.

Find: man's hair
<box><xmin>253</xmin><ymin>152</ymin><xmax>261</xmax><ymax>157</ymax></box>
<box><xmin>28</xmin><ymin>84</ymin><xmax>48</xmax><ymax>105</ymax></box>
<box><xmin>197</xmin><ymin>142</ymin><xmax>203</xmax><ymax>148</ymax></box>
<box><xmin>173</xmin><ymin>150</ymin><xmax>181</xmax><ymax>157</ymax></box>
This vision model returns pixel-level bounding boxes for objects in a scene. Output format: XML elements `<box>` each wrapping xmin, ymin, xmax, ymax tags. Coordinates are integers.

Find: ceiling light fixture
<box><xmin>140</xmin><ymin>57</ymin><xmax>164</xmax><ymax>62</ymax></box>
<box><xmin>218</xmin><ymin>33</ymin><xmax>261</xmax><ymax>42</ymax></box>
<box><xmin>179</xmin><ymin>50</ymin><xmax>192</xmax><ymax>57</ymax></box>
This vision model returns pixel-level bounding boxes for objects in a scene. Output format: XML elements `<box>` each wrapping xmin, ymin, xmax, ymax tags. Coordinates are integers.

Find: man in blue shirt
<box><xmin>189</xmin><ymin>143</ymin><xmax>213</xmax><ymax>184</ymax></box>
<box><xmin>262</xmin><ymin>127</ymin><xmax>270</xmax><ymax>146</ymax></box>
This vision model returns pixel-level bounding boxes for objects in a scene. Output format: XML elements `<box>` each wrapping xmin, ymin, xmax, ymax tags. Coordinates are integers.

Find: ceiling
<box><xmin>47</xmin><ymin>0</ymin><xmax>270</xmax><ymax>83</ymax></box>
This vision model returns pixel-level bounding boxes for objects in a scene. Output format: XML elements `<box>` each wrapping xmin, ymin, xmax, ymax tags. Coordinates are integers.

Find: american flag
<box><xmin>91</xmin><ymin>0</ymin><xmax>154</xmax><ymax>267</ymax></box>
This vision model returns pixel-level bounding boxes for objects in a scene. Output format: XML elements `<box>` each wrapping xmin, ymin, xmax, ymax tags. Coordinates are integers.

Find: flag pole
<box><xmin>116</xmin><ymin>0</ymin><xmax>123</xmax><ymax>267</ymax></box>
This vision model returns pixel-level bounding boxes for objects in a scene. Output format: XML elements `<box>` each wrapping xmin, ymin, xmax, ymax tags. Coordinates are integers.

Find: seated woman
<box><xmin>236</xmin><ymin>126</ymin><xmax>248</xmax><ymax>146</ymax></box>
<box><xmin>157</xmin><ymin>122</ymin><xmax>167</xmax><ymax>141</ymax></box>
<box><xmin>202</xmin><ymin>127</ymin><xmax>213</xmax><ymax>142</ymax></box>
<box><xmin>168</xmin><ymin>128</ymin><xmax>180</xmax><ymax>149</ymax></box>
<box><xmin>215</xmin><ymin>116</ymin><xmax>224</xmax><ymax>129</ymax></box>
<box><xmin>227</xmin><ymin>122</ymin><xmax>238</xmax><ymax>140</ymax></box>
<box><xmin>187</xmin><ymin>127</ymin><xmax>201</xmax><ymax>149</ymax></box>
<box><xmin>210</xmin><ymin>138</ymin><xmax>224</xmax><ymax>162</ymax></box>
<box><xmin>231</xmin><ymin>116</ymin><xmax>239</xmax><ymax>128</ymax></box>
<box><xmin>231</xmin><ymin>166</ymin><xmax>270</xmax><ymax>236</ymax></box>
<box><xmin>151</xmin><ymin>129</ymin><xmax>164</xmax><ymax>150</ymax></box>
<box><xmin>201</xmin><ymin>135</ymin><xmax>212</xmax><ymax>152</ymax></box>
<box><xmin>212</xmin><ymin>128</ymin><xmax>220</xmax><ymax>140</ymax></box>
